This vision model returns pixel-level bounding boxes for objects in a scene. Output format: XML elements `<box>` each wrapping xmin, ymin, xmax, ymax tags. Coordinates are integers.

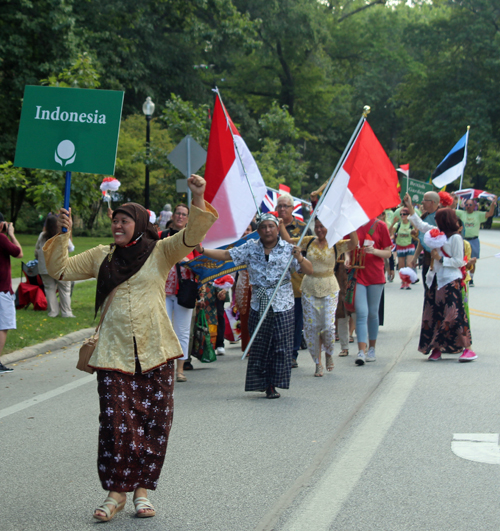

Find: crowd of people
<box><xmin>0</xmin><ymin>175</ymin><xmax>497</xmax><ymax>521</ymax></box>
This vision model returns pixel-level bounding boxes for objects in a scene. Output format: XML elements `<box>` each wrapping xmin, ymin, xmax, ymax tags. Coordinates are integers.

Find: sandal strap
<box><xmin>95</xmin><ymin>497</ymin><xmax>119</xmax><ymax>518</ymax></box>
<box><xmin>134</xmin><ymin>497</ymin><xmax>154</xmax><ymax>510</ymax></box>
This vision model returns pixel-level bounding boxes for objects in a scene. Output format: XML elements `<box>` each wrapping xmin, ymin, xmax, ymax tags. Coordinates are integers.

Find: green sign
<box><xmin>400</xmin><ymin>177</ymin><xmax>433</xmax><ymax>204</ymax></box>
<box><xmin>14</xmin><ymin>86</ymin><xmax>124</xmax><ymax>175</ymax></box>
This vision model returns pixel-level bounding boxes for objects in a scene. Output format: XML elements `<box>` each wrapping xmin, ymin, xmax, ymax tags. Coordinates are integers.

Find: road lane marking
<box><xmin>0</xmin><ymin>374</ymin><xmax>95</xmax><ymax>420</ymax></box>
<box><xmin>282</xmin><ymin>372</ymin><xmax>419</xmax><ymax>531</ymax></box>
<box><xmin>452</xmin><ymin>433</ymin><xmax>500</xmax><ymax>464</ymax></box>
<box><xmin>470</xmin><ymin>308</ymin><xmax>500</xmax><ymax>321</ymax></box>
<box><xmin>482</xmin><ymin>242</ymin><xmax>500</xmax><ymax>249</ymax></box>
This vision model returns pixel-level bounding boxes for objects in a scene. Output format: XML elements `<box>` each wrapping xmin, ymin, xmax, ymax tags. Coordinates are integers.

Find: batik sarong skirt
<box><xmin>418</xmin><ymin>278</ymin><xmax>472</xmax><ymax>355</ymax></box>
<box><xmin>245</xmin><ymin>308</ymin><xmax>294</xmax><ymax>391</ymax></box>
<box><xmin>96</xmin><ymin>360</ymin><xmax>174</xmax><ymax>492</ymax></box>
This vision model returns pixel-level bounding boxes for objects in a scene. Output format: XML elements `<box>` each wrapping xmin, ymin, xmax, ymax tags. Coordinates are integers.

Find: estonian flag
<box><xmin>431</xmin><ymin>132</ymin><xmax>468</xmax><ymax>188</ymax></box>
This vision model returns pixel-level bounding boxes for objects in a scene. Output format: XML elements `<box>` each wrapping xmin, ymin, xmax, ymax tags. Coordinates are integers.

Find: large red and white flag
<box><xmin>317</xmin><ymin>121</ymin><xmax>400</xmax><ymax>247</ymax></box>
<box><xmin>203</xmin><ymin>97</ymin><xmax>266</xmax><ymax>248</ymax></box>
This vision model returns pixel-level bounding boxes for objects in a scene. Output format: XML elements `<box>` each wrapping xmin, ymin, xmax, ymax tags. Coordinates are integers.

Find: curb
<box><xmin>1</xmin><ymin>328</ymin><xmax>94</xmax><ymax>366</ymax></box>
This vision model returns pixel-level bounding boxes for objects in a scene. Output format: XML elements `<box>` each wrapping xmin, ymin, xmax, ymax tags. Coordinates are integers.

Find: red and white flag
<box><xmin>203</xmin><ymin>97</ymin><xmax>266</xmax><ymax>248</ymax></box>
<box><xmin>317</xmin><ymin>121</ymin><xmax>400</xmax><ymax>247</ymax></box>
<box><xmin>398</xmin><ymin>163</ymin><xmax>410</xmax><ymax>177</ymax></box>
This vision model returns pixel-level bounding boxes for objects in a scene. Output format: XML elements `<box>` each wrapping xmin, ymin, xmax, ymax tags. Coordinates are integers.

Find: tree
<box><xmin>396</xmin><ymin>0</ymin><xmax>500</xmax><ymax>192</ymax></box>
<box><xmin>0</xmin><ymin>0</ymin><xmax>78</xmax><ymax>161</ymax></box>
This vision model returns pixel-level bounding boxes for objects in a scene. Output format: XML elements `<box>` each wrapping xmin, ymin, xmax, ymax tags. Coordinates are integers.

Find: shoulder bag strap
<box><xmin>95</xmin><ymin>286</ymin><xmax>118</xmax><ymax>334</ymax></box>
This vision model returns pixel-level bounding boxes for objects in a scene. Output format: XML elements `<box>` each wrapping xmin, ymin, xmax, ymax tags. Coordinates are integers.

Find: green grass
<box><xmin>4</xmin><ymin>279</ymin><xmax>98</xmax><ymax>355</ymax></box>
<box><xmin>11</xmin><ymin>234</ymin><xmax>111</xmax><ymax>271</ymax></box>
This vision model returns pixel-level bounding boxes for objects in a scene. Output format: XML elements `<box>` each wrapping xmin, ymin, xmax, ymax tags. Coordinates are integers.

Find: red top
<box><xmin>0</xmin><ymin>233</ymin><xmax>22</xmax><ymax>294</ymax></box>
<box><xmin>355</xmin><ymin>220</ymin><xmax>391</xmax><ymax>286</ymax></box>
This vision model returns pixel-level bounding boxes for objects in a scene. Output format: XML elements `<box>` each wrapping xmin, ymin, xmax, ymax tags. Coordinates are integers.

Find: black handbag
<box><xmin>175</xmin><ymin>263</ymin><xmax>198</xmax><ymax>309</ymax></box>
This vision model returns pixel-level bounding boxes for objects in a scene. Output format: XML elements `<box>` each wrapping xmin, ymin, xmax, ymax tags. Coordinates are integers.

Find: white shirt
<box><xmin>409</xmin><ymin>214</ymin><xmax>463</xmax><ymax>290</ymax></box>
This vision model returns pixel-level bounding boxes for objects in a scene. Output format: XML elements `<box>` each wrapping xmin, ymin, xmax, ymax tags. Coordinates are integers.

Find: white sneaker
<box><xmin>366</xmin><ymin>347</ymin><xmax>376</xmax><ymax>362</ymax></box>
<box><xmin>355</xmin><ymin>351</ymin><xmax>366</xmax><ymax>366</ymax></box>
<box><xmin>216</xmin><ymin>347</ymin><xmax>225</xmax><ymax>356</ymax></box>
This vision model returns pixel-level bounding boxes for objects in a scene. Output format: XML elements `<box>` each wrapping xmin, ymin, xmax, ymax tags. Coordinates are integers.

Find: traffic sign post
<box><xmin>167</xmin><ymin>135</ymin><xmax>207</xmax><ymax>206</ymax></box>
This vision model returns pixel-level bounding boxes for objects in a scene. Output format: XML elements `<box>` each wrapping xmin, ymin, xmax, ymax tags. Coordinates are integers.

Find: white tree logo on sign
<box><xmin>55</xmin><ymin>140</ymin><xmax>76</xmax><ymax>167</ymax></box>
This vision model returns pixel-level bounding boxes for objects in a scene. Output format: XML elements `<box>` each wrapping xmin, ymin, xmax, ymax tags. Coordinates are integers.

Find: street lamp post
<box><xmin>142</xmin><ymin>97</ymin><xmax>155</xmax><ymax>209</ymax></box>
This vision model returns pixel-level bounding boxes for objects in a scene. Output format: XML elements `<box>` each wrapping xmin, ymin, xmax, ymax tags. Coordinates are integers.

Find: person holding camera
<box><xmin>0</xmin><ymin>212</ymin><xmax>23</xmax><ymax>374</ymax></box>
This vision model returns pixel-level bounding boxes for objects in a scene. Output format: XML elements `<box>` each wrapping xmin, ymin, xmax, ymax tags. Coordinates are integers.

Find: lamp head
<box><xmin>142</xmin><ymin>97</ymin><xmax>155</xmax><ymax>117</ymax></box>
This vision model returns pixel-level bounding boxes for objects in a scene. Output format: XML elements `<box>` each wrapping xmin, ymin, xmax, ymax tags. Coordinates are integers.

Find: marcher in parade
<box><xmin>234</xmin><ymin>222</ymin><xmax>256</xmax><ymax>354</ymax></box>
<box><xmin>43</xmin><ymin>175</ymin><xmax>217</xmax><ymax>521</ymax></box>
<box><xmin>276</xmin><ymin>192</ymin><xmax>312</xmax><ymax>368</ymax></box>
<box><xmin>199</xmin><ymin>212</ymin><xmax>313</xmax><ymax>398</ymax></box>
<box><xmin>455</xmin><ymin>196</ymin><xmax>497</xmax><ymax>286</ymax></box>
<box><xmin>161</xmin><ymin>203</ymin><xmax>198</xmax><ymax>381</ymax></box>
<box><xmin>409</xmin><ymin>191</ymin><xmax>440</xmax><ymax>286</ymax></box>
<box><xmin>354</xmin><ymin>216</ymin><xmax>392</xmax><ymax>366</ymax></box>
<box><xmin>390</xmin><ymin>208</ymin><xmax>415</xmax><ymax>289</ymax></box>
<box><xmin>280</xmin><ymin>218</ymin><xmax>357</xmax><ymax>376</ymax></box>
<box><xmin>35</xmin><ymin>213</ymin><xmax>76</xmax><ymax>318</ymax></box>
<box><xmin>404</xmin><ymin>193</ymin><xmax>475</xmax><ymax>362</ymax></box>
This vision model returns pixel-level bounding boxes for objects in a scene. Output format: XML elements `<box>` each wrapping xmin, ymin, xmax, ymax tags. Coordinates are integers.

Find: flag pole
<box><xmin>213</xmin><ymin>87</ymin><xmax>262</xmax><ymax>216</ymax></box>
<box><xmin>241</xmin><ymin>106</ymin><xmax>371</xmax><ymax>360</ymax></box>
<box><xmin>62</xmin><ymin>171</ymin><xmax>71</xmax><ymax>234</ymax></box>
<box><xmin>458</xmin><ymin>125</ymin><xmax>470</xmax><ymax>192</ymax></box>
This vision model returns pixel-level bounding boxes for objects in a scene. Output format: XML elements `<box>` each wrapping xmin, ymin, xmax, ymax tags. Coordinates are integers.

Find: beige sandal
<box><xmin>94</xmin><ymin>496</ymin><xmax>126</xmax><ymax>522</ymax></box>
<box><xmin>134</xmin><ymin>496</ymin><xmax>156</xmax><ymax>518</ymax></box>
<box><xmin>339</xmin><ymin>349</ymin><xmax>349</xmax><ymax>357</ymax></box>
<box><xmin>176</xmin><ymin>373</ymin><xmax>187</xmax><ymax>382</ymax></box>
<box><xmin>325</xmin><ymin>354</ymin><xmax>334</xmax><ymax>371</ymax></box>
<box><xmin>314</xmin><ymin>364</ymin><xmax>324</xmax><ymax>377</ymax></box>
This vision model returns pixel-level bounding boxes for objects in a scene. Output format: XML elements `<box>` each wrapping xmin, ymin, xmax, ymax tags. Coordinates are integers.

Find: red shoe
<box><xmin>428</xmin><ymin>349</ymin><xmax>441</xmax><ymax>361</ymax></box>
<box><xmin>459</xmin><ymin>349</ymin><xmax>477</xmax><ymax>362</ymax></box>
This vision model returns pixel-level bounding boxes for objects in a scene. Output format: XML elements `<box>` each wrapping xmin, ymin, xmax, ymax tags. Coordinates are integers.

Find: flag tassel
<box><xmin>241</xmin><ymin>106</ymin><xmax>371</xmax><ymax>360</ymax></box>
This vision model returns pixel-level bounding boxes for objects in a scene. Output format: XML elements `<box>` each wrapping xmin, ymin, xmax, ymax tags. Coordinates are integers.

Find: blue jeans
<box><xmin>293</xmin><ymin>297</ymin><xmax>303</xmax><ymax>359</ymax></box>
<box><xmin>355</xmin><ymin>283</ymin><xmax>384</xmax><ymax>345</ymax></box>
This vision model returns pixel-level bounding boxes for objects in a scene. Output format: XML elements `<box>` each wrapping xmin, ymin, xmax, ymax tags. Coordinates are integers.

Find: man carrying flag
<box><xmin>198</xmin><ymin>213</ymin><xmax>313</xmax><ymax>398</ymax></box>
<box><xmin>455</xmin><ymin>196</ymin><xmax>497</xmax><ymax>286</ymax></box>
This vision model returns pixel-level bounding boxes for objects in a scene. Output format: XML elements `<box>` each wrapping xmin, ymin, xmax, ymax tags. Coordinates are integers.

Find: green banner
<box><xmin>14</xmin><ymin>86</ymin><xmax>124</xmax><ymax>175</ymax></box>
<box><xmin>400</xmin><ymin>177</ymin><xmax>433</xmax><ymax>204</ymax></box>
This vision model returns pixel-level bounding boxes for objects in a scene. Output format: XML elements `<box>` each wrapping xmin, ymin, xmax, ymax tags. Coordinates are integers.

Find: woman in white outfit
<box><xmin>161</xmin><ymin>204</ymin><xmax>195</xmax><ymax>382</ymax></box>
<box><xmin>35</xmin><ymin>214</ymin><xmax>75</xmax><ymax>317</ymax></box>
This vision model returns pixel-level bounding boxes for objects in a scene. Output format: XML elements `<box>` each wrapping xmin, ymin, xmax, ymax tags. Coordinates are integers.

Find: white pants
<box><xmin>166</xmin><ymin>295</ymin><xmax>193</xmax><ymax>360</ymax></box>
<box><xmin>41</xmin><ymin>274</ymin><xmax>74</xmax><ymax>318</ymax></box>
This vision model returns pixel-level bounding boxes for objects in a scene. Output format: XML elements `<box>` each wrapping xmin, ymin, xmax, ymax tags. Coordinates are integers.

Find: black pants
<box><xmin>216</xmin><ymin>298</ymin><xmax>225</xmax><ymax>348</ymax></box>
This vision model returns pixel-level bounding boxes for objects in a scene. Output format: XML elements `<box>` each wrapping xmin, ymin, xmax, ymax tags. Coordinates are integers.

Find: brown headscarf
<box><xmin>95</xmin><ymin>202</ymin><xmax>159</xmax><ymax>316</ymax></box>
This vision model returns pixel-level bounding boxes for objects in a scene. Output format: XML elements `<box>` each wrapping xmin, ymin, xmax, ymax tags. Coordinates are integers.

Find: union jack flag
<box><xmin>260</xmin><ymin>188</ymin><xmax>304</xmax><ymax>221</ymax></box>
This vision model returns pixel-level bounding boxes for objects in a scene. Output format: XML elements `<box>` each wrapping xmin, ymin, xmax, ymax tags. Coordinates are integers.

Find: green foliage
<box><xmin>115</xmin><ymin>114</ymin><xmax>177</xmax><ymax>212</ymax></box>
<box><xmin>41</xmin><ymin>52</ymin><xmax>101</xmax><ymax>88</ymax></box>
<box><xmin>161</xmin><ymin>94</ymin><xmax>211</xmax><ymax>145</ymax></box>
<box><xmin>4</xmin><ymin>0</ymin><xmax>500</xmax><ymax>233</ymax></box>
<box><xmin>253</xmin><ymin>103</ymin><xmax>309</xmax><ymax>194</ymax></box>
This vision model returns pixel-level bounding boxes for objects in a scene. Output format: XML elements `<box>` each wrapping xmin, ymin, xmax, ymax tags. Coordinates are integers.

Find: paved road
<box><xmin>1</xmin><ymin>229</ymin><xmax>499</xmax><ymax>531</ymax></box>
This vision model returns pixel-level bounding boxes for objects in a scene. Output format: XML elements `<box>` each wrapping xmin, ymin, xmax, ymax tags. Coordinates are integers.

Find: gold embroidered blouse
<box><xmin>292</xmin><ymin>236</ymin><xmax>349</xmax><ymax>298</ymax></box>
<box><xmin>43</xmin><ymin>203</ymin><xmax>218</xmax><ymax>374</ymax></box>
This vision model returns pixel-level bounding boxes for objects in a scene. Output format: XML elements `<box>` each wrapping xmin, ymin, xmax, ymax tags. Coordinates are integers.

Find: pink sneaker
<box><xmin>459</xmin><ymin>349</ymin><xmax>477</xmax><ymax>362</ymax></box>
<box><xmin>428</xmin><ymin>349</ymin><xmax>441</xmax><ymax>361</ymax></box>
